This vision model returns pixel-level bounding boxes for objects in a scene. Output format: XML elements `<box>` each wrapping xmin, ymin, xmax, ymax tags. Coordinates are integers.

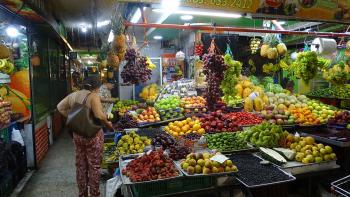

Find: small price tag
<box><xmin>187</xmin><ymin>91</ymin><xmax>197</xmax><ymax>96</ymax></box>
<box><xmin>249</xmin><ymin>92</ymin><xmax>259</xmax><ymax>100</ymax></box>
<box><xmin>210</xmin><ymin>154</ymin><xmax>229</xmax><ymax>164</ymax></box>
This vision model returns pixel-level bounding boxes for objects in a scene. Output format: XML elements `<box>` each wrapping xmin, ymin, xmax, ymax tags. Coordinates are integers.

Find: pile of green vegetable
<box><xmin>221</xmin><ymin>54</ymin><xmax>242</xmax><ymax>105</ymax></box>
<box><xmin>237</xmin><ymin>122</ymin><xmax>288</xmax><ymax>148</ymax></box>
<box><xmin>309</xmin><ymin>86</ymin><xmax>350</xmax><ymax>99</ymax></box>
<box><xmin>206</xmin><ymin>132</ymin><xmax>248</xmax><ymax>152</ymax></box>
<box><xmin>291</xmin><ymin>51</ymin><xmax>330</xmax><ymax>83</ymax></box>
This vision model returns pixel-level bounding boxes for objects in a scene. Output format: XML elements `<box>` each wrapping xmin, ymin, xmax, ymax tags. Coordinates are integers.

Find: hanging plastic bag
<box><xmin>303</xmin><ymin>43</ymin><xmax>310</xmax><ymax>52</ymax></box>
<box><xmin>106</xmin><ymin>175</ymin><xmax>123</xmax><ymax>197</ymax></box>
<box><xmin>225</xmin><ymin>43</ymin><xmax>233</xmax><ymax>57</ymax></box>
<box><xmin>12</xmin><ymin>128</ymin><xmax>24</xmax><ymax>146</ymax></box>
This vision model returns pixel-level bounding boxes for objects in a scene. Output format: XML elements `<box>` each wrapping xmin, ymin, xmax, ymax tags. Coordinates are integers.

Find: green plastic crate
<box><xmin>131</xmin><ymin>176</ymin><xmax>214</xmax><ymax>197</ymax></box>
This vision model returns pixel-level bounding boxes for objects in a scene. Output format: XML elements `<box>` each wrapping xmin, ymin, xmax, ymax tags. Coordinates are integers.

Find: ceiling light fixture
<box><xmin>153</xmin><ymin>35</ymin><xmax>163</xmax><ymax>40</ymax></box>
<box><xmin>153</xmin><ymin>9</ymin><xmax>241</xmax><ymax>18</ymax></box>
<box><xmin>6</xmin><ymin>26</ymin><xmax>19</xmax><ymax>37</ymax></box>
<box><xmin>107</xmin><ymin>30</ymin><xmax>114</xmax><ymax>43</ymax></box>
<box><xmin>97</xmin><ymin>20</ymin><xmax>111</xmax><ymax>27</ymax></box>
<box><xmin>278</xmin><ymin>21</ymin><xmax>286</xmax><ymax>25</ymax></box>
<box><xmin>180</xmin><ymin>15</ymin><xmax>193</xmax><ymax>21</ymax></box>
<box><xmin>81</xmin><ymin>27</ymin><xmax>87</xmax><ymax>33</ymax></box>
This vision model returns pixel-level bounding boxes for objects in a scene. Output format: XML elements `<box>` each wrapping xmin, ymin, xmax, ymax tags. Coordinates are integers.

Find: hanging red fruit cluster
<box><xmin>194</xmin><ymin>42</ymin><xmax>204</xmax><ymax>56</ymax></box>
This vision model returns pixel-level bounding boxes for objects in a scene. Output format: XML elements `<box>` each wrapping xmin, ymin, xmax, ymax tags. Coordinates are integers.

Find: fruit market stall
<box><xmin>102</xmin><ymin>1</ymin><xmax>350</xmax><ymax>196</ymax></box>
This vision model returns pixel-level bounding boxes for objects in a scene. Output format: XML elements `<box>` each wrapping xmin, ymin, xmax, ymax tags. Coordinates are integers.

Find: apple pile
<box><xmin>135</xmin><ymin>107</ymin><xmax>161</xmax><ymax>123</ymax></box>
<box><xmin>259</xmin><ymin>108</ymin><xmax>295</xmax><ymax>125</ymax></box>
<box><xmin>199</xmin><ymin>110</ymin><xmax>239</xmax><ymax>133</ymax></box>
<box><xmin>122</xmin><ymin>150</ymin><xmax>180</xmax><ymax>182</ymax></box>
<box><xmin>180</xmin><ymin>152</ymin><xmax>238</xmax><ymax>175</ymax></box>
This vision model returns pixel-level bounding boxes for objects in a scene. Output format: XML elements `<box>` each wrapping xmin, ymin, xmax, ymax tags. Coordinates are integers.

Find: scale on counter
<box><xmin>0</xmin><ymin>73</ymin><xmax>10</xmax><ymax>84</ymax></box>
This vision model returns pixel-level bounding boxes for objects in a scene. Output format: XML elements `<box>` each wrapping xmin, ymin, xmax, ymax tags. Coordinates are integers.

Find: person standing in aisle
<box><xmin>57</xmin><ymin>76</ymin><xmax>113</xmax><ymax>197</ymax></box>
<box><xmin>99</xmin><ymin>79</ymin><xmax>117</xmax><ymax>114</ymax></box>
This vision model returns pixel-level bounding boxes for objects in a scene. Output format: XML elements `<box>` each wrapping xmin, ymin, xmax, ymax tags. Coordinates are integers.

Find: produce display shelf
<box><xmin>137</xmin><ymin>117</ymin><xmax>185</xmax><ymax>128</ymax></box>
<box><xmin>300</xmin><ymin>132</ymin><xmax>350</xmax><ymax>147</ymax></box>
<box><xmin>306</xmin><ymin>95</ymin><xmax>350</xmax><ymax>100</ymax></box>
<box><xmin>229</xmin><ymin>153</ymin><xmax>296</xmax><ymax>188</ymax></box>
<box><xmin>280</xmin><ymin>160</ymin><xmax>339</xmax><ymax>175</ymax></box>
<box><xmin>331</xmin><ymin>175</ymin><xmax>350</xmax><ymax>197</ymax></box>
<box><xmin>174</xmin><ymin>160</ymin><xmax>237</xmax><ymax>177</ymax></box>
<box><xmin>119</xmin><ymin>154</ymin><xmax>183</xmax><ymax>185</ymax></box>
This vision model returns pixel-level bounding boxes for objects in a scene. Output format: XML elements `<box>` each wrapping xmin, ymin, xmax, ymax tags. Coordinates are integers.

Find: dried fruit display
<box><xmin>122</xmin><ymin>150</ymin><xmax>180</xmax><ymax>182</ymax></box>
<box><xmin>121</xmin><ymin>49</ymin><xmax>152</xmax><ymax>84</ymax></box>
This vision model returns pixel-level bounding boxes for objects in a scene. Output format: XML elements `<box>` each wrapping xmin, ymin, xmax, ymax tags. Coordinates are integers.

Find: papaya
<box><xmin>0</xmin><ymin>86</ymin><xmax>30</xmax><ymax>117</ymax></box>
<box><xmin>243</xmin><ymin>88</ymin><xmax>252</xmax><ymax>99</ymax></box>
<box><xmin>10</xmin><ymin>70</ymin><xmax>30</xmax><ymax>98</ymax></box>
<box><xmin>254</xmin><ymin>97</ymin><xmax>263</xmax><ymax>111</ymax></box>
<box><xmin>244</xmin><ymin>97</ymin><xmax>254</xmax><ymax>112</ymax></box>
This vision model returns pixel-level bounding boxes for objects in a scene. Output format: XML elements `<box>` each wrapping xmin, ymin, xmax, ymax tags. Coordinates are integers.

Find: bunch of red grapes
<box><xmin>121</xmin><ymin>49</ymin><xmax>152</xmax><ymax>84</ymax></box>
<box><xmin>203</xmin><ymin>54</ymin><xmax>227</xmax><ymax>111</ymax></box>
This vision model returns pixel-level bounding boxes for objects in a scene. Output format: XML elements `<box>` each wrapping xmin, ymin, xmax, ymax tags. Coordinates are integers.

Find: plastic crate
<box><xmin>182</xmin><ymin>176</ymin><xmax>213</xmax><ymax>191</ymax></box>
<box><xmin>131</xmin><ymin>178</ymin><xmax>183</xmax><ymax>197</ymax></box>
<box><xmin>130</xmin><ymin>176</ymin><xmax>214</xmax><ymax>197</ymax></box>
<box><xmin>0</xmin><ymin>171</ymin><xmax>13</xmax><ymax>197</ymax></box>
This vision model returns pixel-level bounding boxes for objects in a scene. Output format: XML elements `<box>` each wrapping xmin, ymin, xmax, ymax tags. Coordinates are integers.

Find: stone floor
<box><xmin>18</xmin><ymin>130</ymin><xmax>106</xmax><ymax>197</ymax></box>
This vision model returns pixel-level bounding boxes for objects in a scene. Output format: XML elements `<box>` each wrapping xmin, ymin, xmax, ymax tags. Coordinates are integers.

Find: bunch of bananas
<box><xmin>139</xmin><ymin>83</ymin><xmax>159</xmax><ymax>101</ymax></box>
<box><xmin>262</xmin><ymin>63</ymin><xmax>280</xmax><ymax>74</ymax></box>
<box><xmin>0</xmin><ymin>59</ymin><xmax>14</xmax><ymax>75</ymax></box>
<box><xmin>103</xmin><ymin>144</ymin><xmax>119</xmax><ymax>163</ymax></box>
<box><xmin>146</xmin><ymin>57</ymin><xmax>156</xmax><ymax>70</ymax></box>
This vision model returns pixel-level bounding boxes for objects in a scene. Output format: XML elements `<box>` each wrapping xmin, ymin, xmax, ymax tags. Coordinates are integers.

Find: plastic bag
<box><xmin>11</xmin><ymin>128</ymin><xmax>24</xmax><ymax>146</ymax></box>
<box><xmin>106</xmin><ymin>176</ymin><xmax>122</xmax><ymax>197</ymax></box>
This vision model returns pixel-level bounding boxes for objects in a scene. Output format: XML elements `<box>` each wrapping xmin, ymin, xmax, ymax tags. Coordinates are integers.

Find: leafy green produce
<box><xmin>291</xmin><ymin>51</ymin><xmax>331</xmax><ymax>83</ymax></box>
<box><xmin>237</xmin><ymin>122</ymin><xmax>287</xmax><ymax>148</ymax></box>
<box><xmin>221</xmin><ymin>54</ymin><xmax>242</xmax><ymax>104</ymax></box>
<box><xmin>322</xmin><ymin>61</ymin><xmax>350</xmax><ymax>85</ymax></box>
<box><xmin>206</xmin><ymin>132</ymin><xmax>248</xmax><ymax>152</ymax></box>
<box><xmin>309</xmin><ymin>86</ymin><xmax>350</xmax><ymax>99</ymax></box>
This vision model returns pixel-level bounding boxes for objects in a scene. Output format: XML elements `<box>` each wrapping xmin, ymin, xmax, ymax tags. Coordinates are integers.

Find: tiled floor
<box><xmin>19</xmin><ymin>130</ymin><xmax>106</xmax><ymax>197</ymax></box>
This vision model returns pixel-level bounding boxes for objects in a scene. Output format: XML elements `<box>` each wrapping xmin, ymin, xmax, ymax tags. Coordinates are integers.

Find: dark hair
<box><xmin>83</xmin><ymin>76</ymin><xmax>102</xmax><ymax>91</ymax></box>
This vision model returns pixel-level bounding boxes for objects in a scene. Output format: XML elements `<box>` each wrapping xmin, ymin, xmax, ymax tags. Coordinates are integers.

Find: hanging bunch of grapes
<box><xmin>203</xmin><ymin>53</ymin><xmax>227</xmax><ymax>111</ymax></box>
<box><xmin>121</xmin><ymin>48</ymin><xmax>152</xmax><ymax>84</ymax></box>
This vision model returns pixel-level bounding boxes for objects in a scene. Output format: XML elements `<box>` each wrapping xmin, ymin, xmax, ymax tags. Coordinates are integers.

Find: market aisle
<box><xmin>18</xmin><ymin>130</ymin><xmax>106</xmax><ymax>197</ymax></box>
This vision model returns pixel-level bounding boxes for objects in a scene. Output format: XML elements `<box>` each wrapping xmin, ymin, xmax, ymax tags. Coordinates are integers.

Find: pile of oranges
<box><xmin>289</xmin><ymin>107</ymin><xmax>320</xmax><ymax>125</ymax></box>
<box><xmin>164</xmin><ymin>118</ymin><xmax>205</xmax><ymax>138</ymax></box>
